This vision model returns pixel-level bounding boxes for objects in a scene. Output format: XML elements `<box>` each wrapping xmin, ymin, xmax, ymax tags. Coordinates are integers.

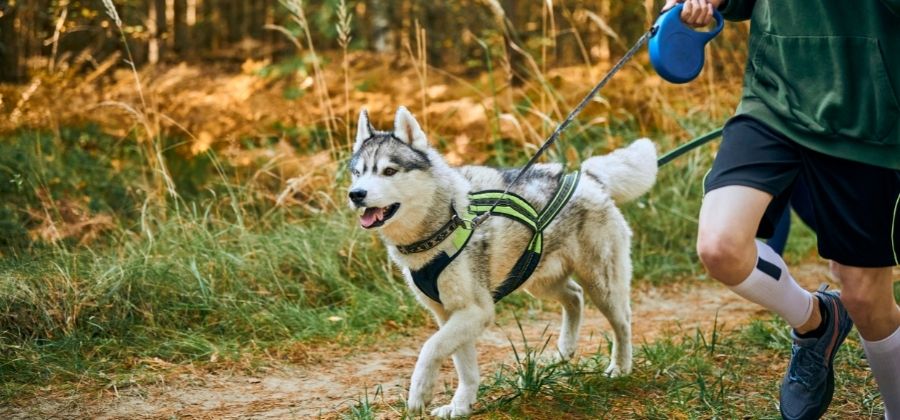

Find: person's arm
<box><xmin>717</xmin><ymin>0</ymin><xmax>757</xmax><ymax>21</ymax></box>
<box><xmin>880</xmin><ymin>0</ymin><xmax>900</xmax><ymax>16</ymax></box>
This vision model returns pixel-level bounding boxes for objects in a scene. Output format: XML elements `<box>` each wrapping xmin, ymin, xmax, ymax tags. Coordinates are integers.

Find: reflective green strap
<box><xmin>537</xmin><ymin>171</ymin><xmax>580</xmax><ymax>230</ymax></box>
<box><xmin>468</xmin><ymin>191</ymin><xmax>539</xmax><ymax>218</ymax></box>
<box><xmin>467</xmin><ymin>204</ymin><xmax>538</xmax><ymax>231</ymax></box>
<box><xmin>466</xmin><ymin>171</ymin><xmax>579</xmax><ymax>236</ymax></box>
<box><xmin>529</xmin><ymin>233</ymin><xmax>542</xmax><ymax>253</ymax></box>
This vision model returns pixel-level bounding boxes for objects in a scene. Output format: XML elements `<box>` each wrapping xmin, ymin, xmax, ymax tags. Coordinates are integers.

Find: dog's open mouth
<box><xmin>359</xmin><ymin>203</ymin><xmax>400</xmax><ymax>229</ymax></box>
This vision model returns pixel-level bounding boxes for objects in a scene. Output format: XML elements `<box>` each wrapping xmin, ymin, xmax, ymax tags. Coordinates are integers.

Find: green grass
<box><xmin>344</xmin><ymin>385</ymin><xmax>383</xmax><ymax>420</ymax></box>
<box><xmin>0</xmin><ymin>127</ymin><xmax>430</xmax><ymax>400</ymax></box>
<box><xmin>349</xmin><ymin>317</ymin><xmax>884</xmax><ymax>418</ymax></box>
<box><xmin>0</xmin><ymin>205</ymin><xmax>429</xmax><ymax>399</ymax></box>
<box><xmin>0</xmin><ymin>122</ymin><xmax>823</xmax><ymax>405</ymax></box>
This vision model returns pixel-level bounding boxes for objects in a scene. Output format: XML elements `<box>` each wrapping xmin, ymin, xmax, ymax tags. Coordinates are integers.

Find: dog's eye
<box><xmin>383</xmin><ymin>168</ymin><xmax>398</xmax><ymax>176</ymax></box>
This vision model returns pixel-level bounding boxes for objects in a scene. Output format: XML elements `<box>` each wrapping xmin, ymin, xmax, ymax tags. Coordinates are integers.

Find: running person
<box><xmin>662</xmin><ymin>0</ymin><xmax>900</xmax><ymax>418</ymax></box>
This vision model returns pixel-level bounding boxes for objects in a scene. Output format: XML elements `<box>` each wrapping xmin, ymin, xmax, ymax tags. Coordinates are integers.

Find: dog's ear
<box><xmin>394</xmin><ymin>106</ymin><xmax>428</xmax><ymax>150</ymax></box>
<box><xmin>353</xmin><ymin>108</ymin><xmax>374</xmax><ymax>153</ymax></box>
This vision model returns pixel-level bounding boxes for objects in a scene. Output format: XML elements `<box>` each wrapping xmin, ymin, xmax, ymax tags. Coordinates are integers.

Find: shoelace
<box><xmin>788</xmin><ymin>344</ymin><xmax>826</xmax><ymax>389</ymax></box>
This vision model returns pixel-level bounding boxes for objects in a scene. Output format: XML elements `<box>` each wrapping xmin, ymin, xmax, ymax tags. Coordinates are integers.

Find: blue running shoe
<box><xmin>780</xmin><ymin>285</ymin><xmax>854</xmax><ymax>420</ymax></box>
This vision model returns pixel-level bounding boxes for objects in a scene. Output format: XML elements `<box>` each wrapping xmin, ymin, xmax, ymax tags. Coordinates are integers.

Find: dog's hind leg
<box><xmin>578</xmin><ymin>252</ymin><xmax>633</xmax><ymax>376</ymax></box>
<box><xmin>430</xmin><ymin>340</ymin><xmax>478</xmax><ymax>418</ymax></box>
<box><xmin>538</xmin><ymin>278</ymin><xmax>584</xmax><ymax>360</ymax></box>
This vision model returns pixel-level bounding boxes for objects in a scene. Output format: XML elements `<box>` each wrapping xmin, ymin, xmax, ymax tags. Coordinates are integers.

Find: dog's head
<box><xmin>348</xmin><ymin>107</ymin><xmax>437</xmax><ymax>232</ymax></box>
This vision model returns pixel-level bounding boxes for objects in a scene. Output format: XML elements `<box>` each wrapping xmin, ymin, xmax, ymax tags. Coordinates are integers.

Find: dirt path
<box><xmin>5</xmin><ymin>265</ymin><xmax>834</xmax><ymax>419</ymax></box>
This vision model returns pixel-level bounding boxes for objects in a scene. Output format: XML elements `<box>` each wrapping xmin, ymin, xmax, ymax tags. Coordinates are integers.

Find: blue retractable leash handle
<box><xmin>649</xmin><ymin>3</ymin><xmax>724</xmax><ymax>84</ymax></box>
<box><xmin>650</xmin><ymin>3</ymin><xmax>726</xmax><ymax>167</ymax></box>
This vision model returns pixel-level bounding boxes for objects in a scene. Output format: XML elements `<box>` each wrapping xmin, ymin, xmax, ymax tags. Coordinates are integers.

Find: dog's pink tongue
<box><xmin>360</xmin><ymin>207</ymin><xmax>384</xmax><ymax>228</ymax></box>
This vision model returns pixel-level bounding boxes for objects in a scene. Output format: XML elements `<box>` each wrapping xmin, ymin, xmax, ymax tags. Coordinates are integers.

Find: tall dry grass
<box><xmin>278</xmin><ymin>0</ymin><xmax>339</xmax><ymax>159</ymax></box>
<box><xmin>100</xmin><ymin>0</ymin><xmax>177</xmax><ymax>217</ymax></box>
<box><xmin>337</xmin><ymin>0</ymin><xmax>353</xmax><ymax>149</ymax></box>
<box><xmin>403</xmin><ymin>20</ymin><xmax>429</xmax><ymax>131</ymax></box>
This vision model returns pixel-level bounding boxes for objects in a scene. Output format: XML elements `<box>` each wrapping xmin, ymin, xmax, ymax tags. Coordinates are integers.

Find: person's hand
<box><xmin>661</xmin><ymin>0</ymin><xmax>720</xmax><ymax>28</ymax></box>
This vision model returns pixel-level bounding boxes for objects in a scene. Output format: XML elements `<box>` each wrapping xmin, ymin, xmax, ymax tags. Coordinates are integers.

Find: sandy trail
<box><xmin>4</xmin><ymin>265</ymin><xmax>834</xmax><ymax>419</ymax></box>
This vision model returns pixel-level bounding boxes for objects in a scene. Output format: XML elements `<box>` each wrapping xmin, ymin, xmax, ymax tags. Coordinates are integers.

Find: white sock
<box><xmin>862</xmin><ymin>324</ymin><xmax>900</xmax><ymax>420</ymax></box>
<box><xmin>728</xmin><ymin>240</ymin><xmax>815</xmax><ymax>329</ymax></box>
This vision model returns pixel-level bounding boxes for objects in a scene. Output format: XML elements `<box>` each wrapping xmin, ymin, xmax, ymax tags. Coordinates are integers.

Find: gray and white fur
<box><xmin>347</xmin><ymin>107</ymin><xmax>657</xmax><ymax>418</ymax></box>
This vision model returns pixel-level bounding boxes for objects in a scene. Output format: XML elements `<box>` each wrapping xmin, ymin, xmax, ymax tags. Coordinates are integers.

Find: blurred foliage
<box><xmin>0</xmin><ymin>127</ymin><xmax>139</xmax><ymax>248</ymax></box>
<box><xmin>0</xmin><ymin>126</ymin><xmax>236</xmax><ymax>250</ymax></box>
<box><xmin>3</xmin><ymin>0</ymin><xmax>664</xmax><ymax>81</ymax></box>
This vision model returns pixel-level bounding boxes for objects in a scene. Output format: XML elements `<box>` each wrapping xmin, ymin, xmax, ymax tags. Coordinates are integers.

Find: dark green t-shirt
<box><xmin>720</xmin><ymin>0</ymin><xmax>900</xmax><ymax>169</ymax></box>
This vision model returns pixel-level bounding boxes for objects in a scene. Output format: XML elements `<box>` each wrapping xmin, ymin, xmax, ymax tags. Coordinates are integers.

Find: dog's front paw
<box><xmin>407</xmin><ymin>383</ymin><xmax>433</xmax><ymax>416</ymax></box>
<box><xmin>537</xmin><ymin>351</ymin><xmax>572</xmax><ymax>365</ymax></box>
<box><xmin>408</xmin><ymin>370</ymin><xmax>436</xmax><ymax>412</ymax></box>
<box><xmin>431</xmin><ymin>403</ymin><xmax>472</xmax><ymax>419</ymax></box>
<box><xmin>406</xmin><ymin>394</ymin><xmax>426</xmax><ymax>416</ymax></box>
<box><xmin>604</xmin><ymin>363</ymin><xmax>621</xmax><ymax>377</ymax></box>
<box><xmin>556</xmin><ymin>343</ymin><xmax>577</xmax><ymax>361</ymax></box>
<box><xmin>604</xmin><ymin>362</ymin><xmax>632</xmax><ymax>377</ymax></box>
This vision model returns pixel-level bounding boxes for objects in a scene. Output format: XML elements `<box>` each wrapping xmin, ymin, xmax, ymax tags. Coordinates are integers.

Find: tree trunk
<box><xmin>264</xmin><ymin>0</ymin><xmax>275</xmax><ymax>61</ymax></box>
<box><xmin>501</xmin><ymin>0</ymin><xmax>525</xmax><ymax>86</ymax></box>
<box><xmin>226</xmin><ymin>0</ymin><xmax>240</xmax><ymax>44</ymax></box>
<box><xmin>205</xmin><ymin>0</ymin><xmax>221</xmax><ymax>52</ymax></box>
<box><xmin>156</xmin><ymin>0</ymin><xmax>168</xmax><ymax>60</ymax></box>
<box><xmin>370</xmin><ymin>0</ymin><xmax>393</xmax><ymax>53</ymax></box>
<box><xmin>20</xmin><ymin>0</ymin><xmax>38</xmax><ymax>78</ymax></box>
<box><xmin>173</xmin><ymin>0</ymin><xmax>190</xmax><ymax>54</ymax></box>
<box><xmin>598</xmin><ymin>0</ymin><xmax>611</xmax><ymax>61</ymax></box>
<box><xmin>147</xmin><ymin>0</ymin><xmax>164</xmax><ymax>64</ymax></box>
<box><xmin>249</xmin><ymin>0</ymin><xmax>265</xmax><ymax>39</ymax></box>
<box><xmin>0</xmin><ymin>3</ymin><xmax>22</xmax><ymax>82</ymax></box>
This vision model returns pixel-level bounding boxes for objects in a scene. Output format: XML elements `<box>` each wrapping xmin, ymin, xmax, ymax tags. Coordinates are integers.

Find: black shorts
<box><xmin>704</xmin><ymin>116</ymin><xmax>900</xmax><ymax>267</ymax></box>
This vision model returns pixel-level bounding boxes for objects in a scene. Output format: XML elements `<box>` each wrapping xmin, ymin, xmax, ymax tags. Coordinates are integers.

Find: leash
<box><xmin>470</xmin><ymin>4</ymin><xmax>729</xmax><ymax>228</ymax></box>
<box><xmin>470</xmin><ymin>29</ymin><xmax>655</xmax><ymax>228</ymax></box>
<box><xmin>656</xmin><ymin>126</ymin><xmax>723</xmax><ymax>167</ymax></box>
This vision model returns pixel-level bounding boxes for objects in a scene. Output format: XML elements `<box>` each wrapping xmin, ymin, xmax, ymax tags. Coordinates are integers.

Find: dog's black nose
<box><xmin>349</xmin><ymin>189</ymin><xmax>367</xmax><ymax>204</ymax></box>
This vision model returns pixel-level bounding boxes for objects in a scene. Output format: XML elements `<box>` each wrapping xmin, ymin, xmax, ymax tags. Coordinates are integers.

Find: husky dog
<box><xmin>348</xmin><ymin>106</ymin><xmax>657</xmax><ymax>418</ymax></box>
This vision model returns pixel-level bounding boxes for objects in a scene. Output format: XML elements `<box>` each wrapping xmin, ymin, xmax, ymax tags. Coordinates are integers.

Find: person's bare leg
<box><xmin>698</xmin><ymin>186</ymin><xmax>771</xmax><ymax>284</ymax></box>
<box><xmin>836</xmin><ymin>265</ymin><xmax>899</xmax><ymax>340</ymax></box>
<box><xmin>697</xmin><ymin>186</ymin><xmax>820</xmax><ymax>332</ymax></box>
<box><xmin>836</xmin><ymin>264</ymin><xmax>900</xmax><ymax>418</ymax></box>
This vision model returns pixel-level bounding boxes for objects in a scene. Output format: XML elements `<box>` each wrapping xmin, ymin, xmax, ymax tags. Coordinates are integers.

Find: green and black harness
<box><xmin>397</xmin><ymin>171</ymin><xmax>581</xmax><ymax>304</ymax></box>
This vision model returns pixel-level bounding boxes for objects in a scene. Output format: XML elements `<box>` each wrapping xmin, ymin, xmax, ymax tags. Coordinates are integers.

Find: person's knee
<box><xmin>834</xmin><ymin>265</ymin><xmax>886</xmax><ymax>328</ymax></box>
<box><xmin>828</xmin><ymin>261</ymin><xmax>840</xmax><ymax>282</ymax></box>
<box><xmin>840</xmin><ymin>287</ymin><xmax>877</xmax><ymax>327</ymax></box>
<box><xmin>696</xmin><ymin>186</ymin><xmax>773</xmax><ymax>285</ymax></box>
<box><xmin>696</xmin><ymin>227</ymin><xmax>747</xmax><ymax>283</ymax></box>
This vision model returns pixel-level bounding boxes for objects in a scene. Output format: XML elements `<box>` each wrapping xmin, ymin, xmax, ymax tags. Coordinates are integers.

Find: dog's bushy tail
<box><xmin>582</xmin><ymin>138</ymin><xmax>658</xmax><ymax>204</ymax></box>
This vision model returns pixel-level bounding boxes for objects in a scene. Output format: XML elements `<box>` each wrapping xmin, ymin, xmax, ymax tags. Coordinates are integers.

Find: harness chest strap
<box><xmin>407</xmin><ymin>171</ymin><xmax>580</xmax><ymax>304</ymax></box>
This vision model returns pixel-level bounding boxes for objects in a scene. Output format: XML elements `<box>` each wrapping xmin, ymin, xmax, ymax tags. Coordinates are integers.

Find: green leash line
<box><xmin>657</xmin><ymin>126</ymin><xmax>724</xmax><ymax>167</ymax></box>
